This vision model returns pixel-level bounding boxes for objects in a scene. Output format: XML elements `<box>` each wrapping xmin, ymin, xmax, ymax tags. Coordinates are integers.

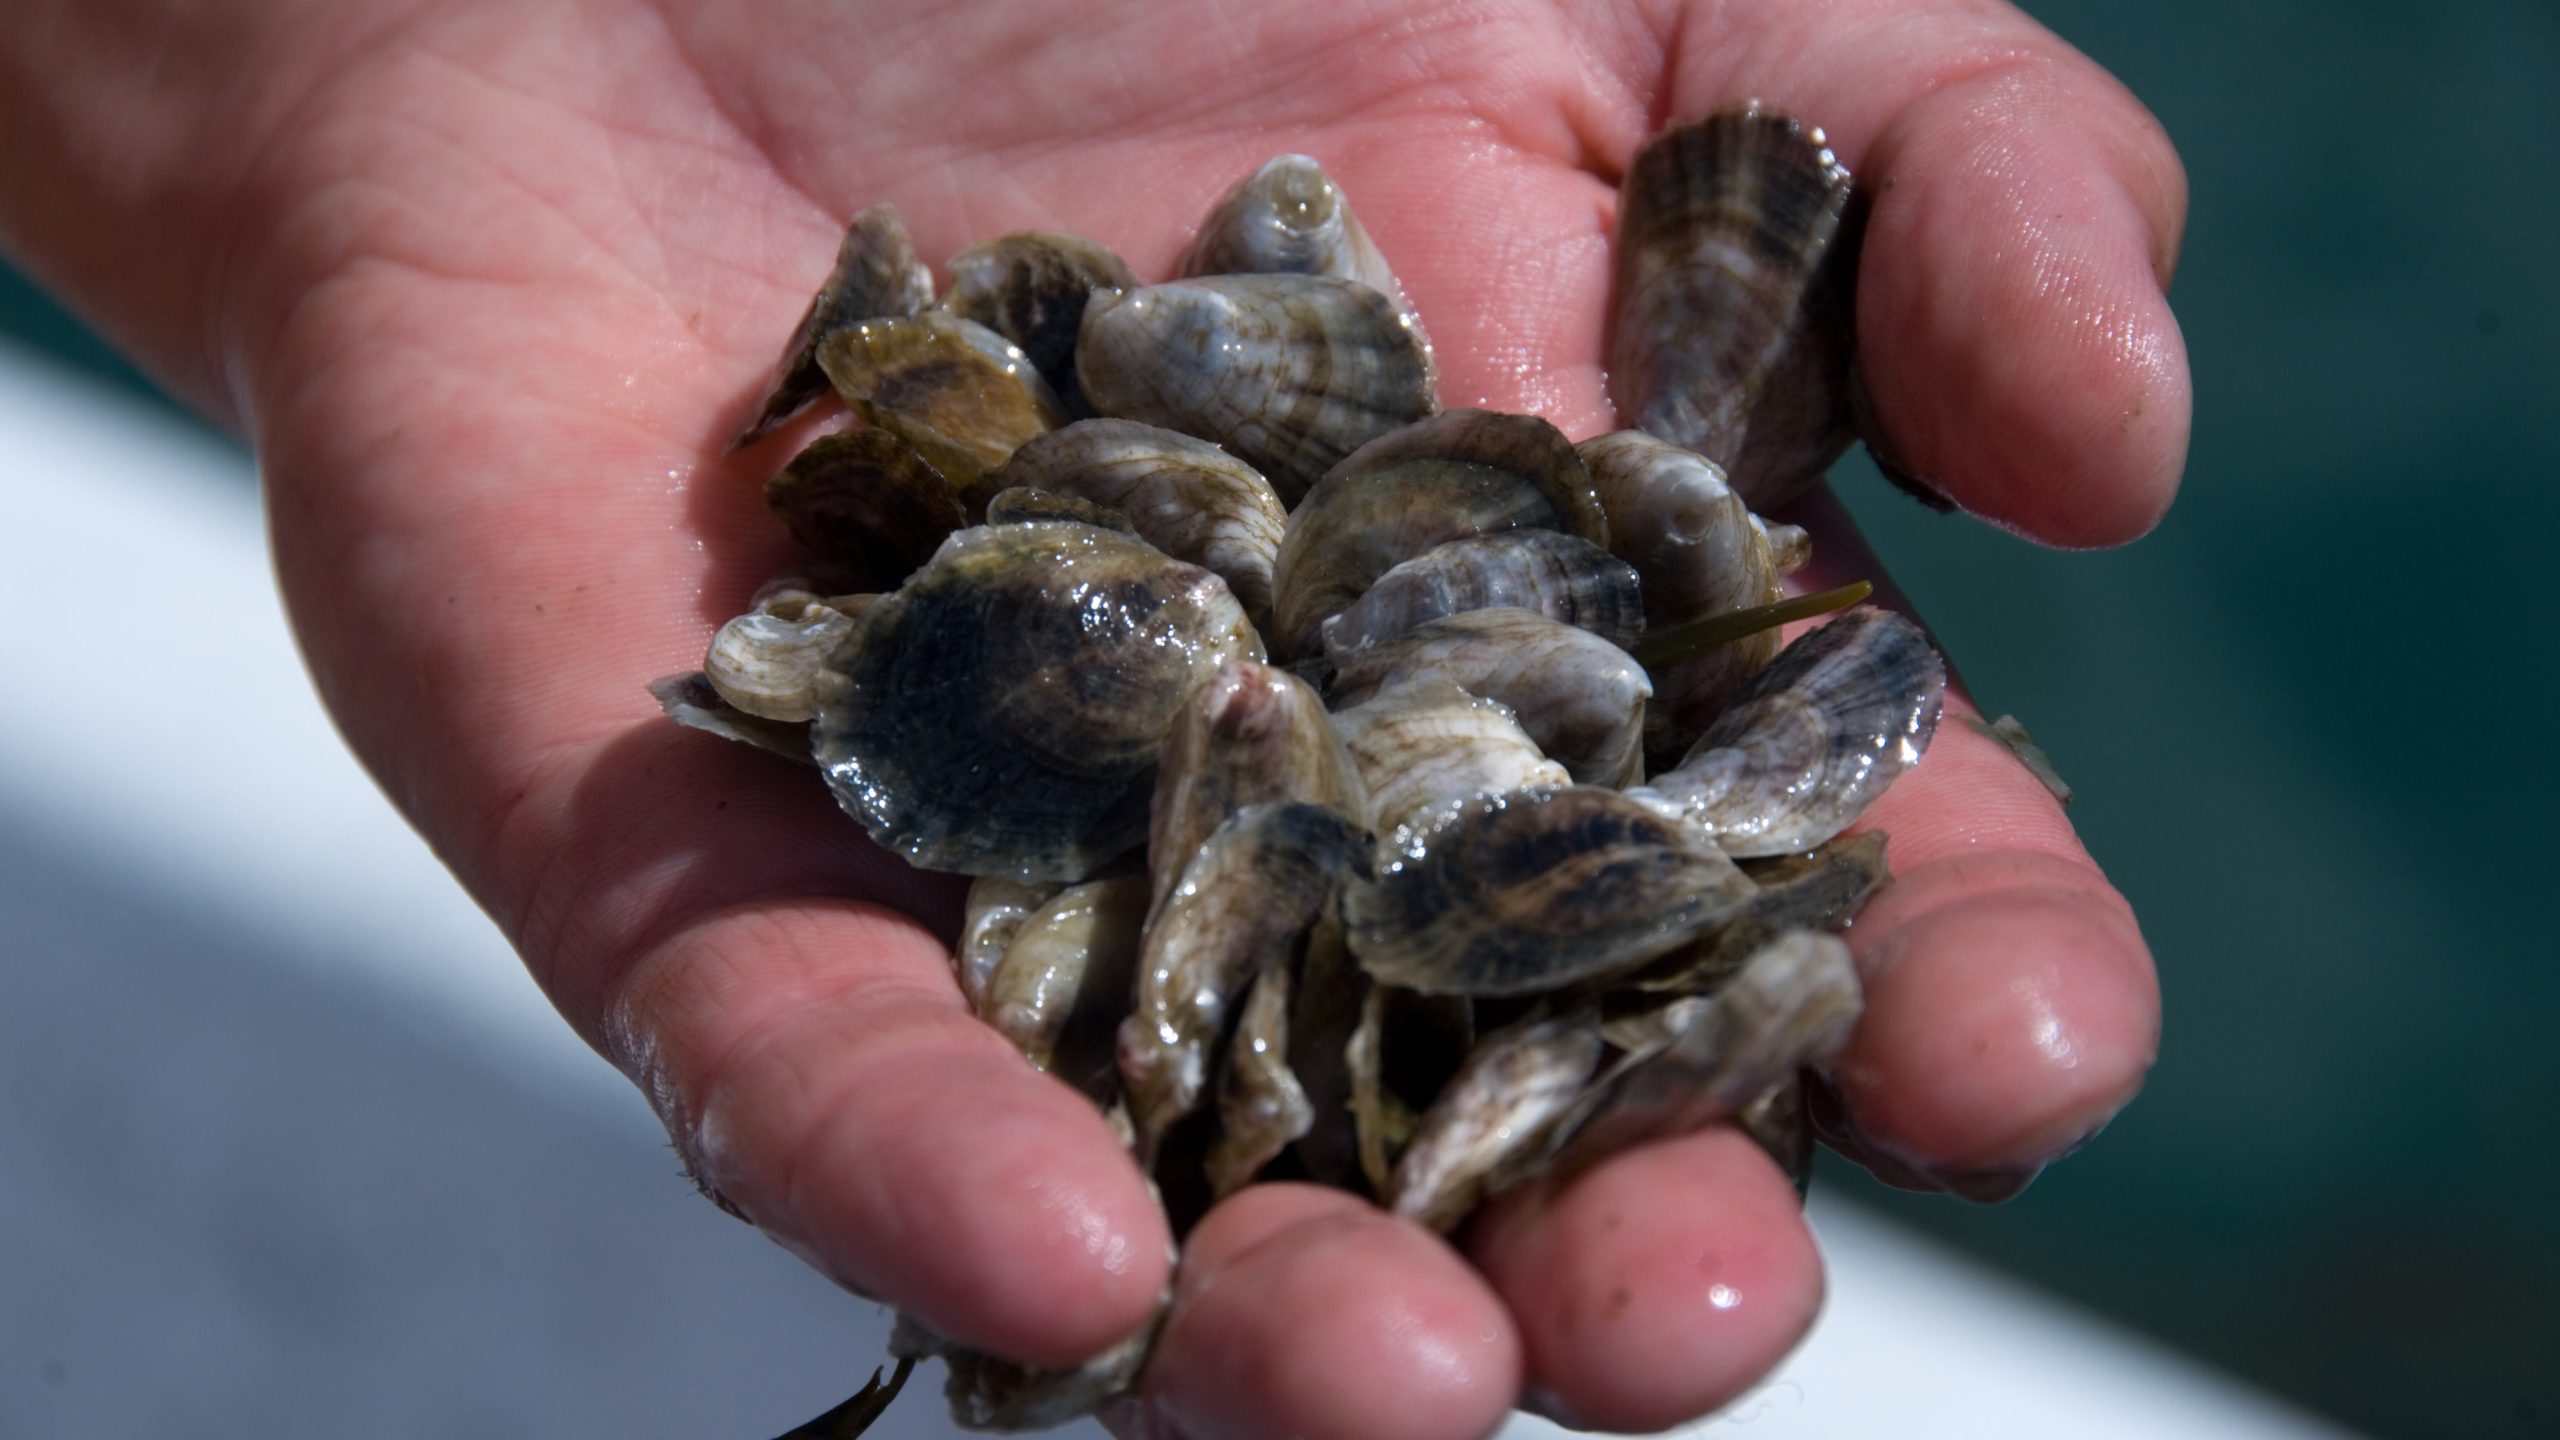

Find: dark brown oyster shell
<box><xmin>1609</xmin><ymin>108</ymin><xmax>1864</xmax><ymax>507</ymax></box>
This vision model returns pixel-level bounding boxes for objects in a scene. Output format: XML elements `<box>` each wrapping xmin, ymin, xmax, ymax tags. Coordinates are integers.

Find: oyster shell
<box><xmin>1385</xmin><ymin>1006</ymin><xmax>1605</xmax><ymax>1232</ymax></box>
<box><xmin>1318</xmin><ymin>529</ymin><xmax>1642</xmax><ymax>667</ymax></box>
<box><xmin>1119</xmin><ymin>801</ymin><xmax>1369</xmax><ymax>1157</ymax></box>
<box><xmin>1609</xmin><ymin>108</ymin><xmax>1863</xmax><ymax>507</ymax></box>
<box><xmin>1624</xmin><ymin>829</ymin><xmax>1891</xmax><ymax>994</ymax></box>
<box><xmin>1541</xmin><ymin>929</ymin><xmax>1862</xmax><ymax>1176</ymax></box>
<box><xmin>1269</xmin><ymin>407</ymin><xmax>1605</xmax><ymax>659</ymax></box>
<box><xmin>944</xmin><ymin>230</ymin><xmax>1139</xmax><ymax>418</ymax></box>
<box><xmin>1205</xmin><ymin>957</ymin><xmax>1315</xmax><ymax>1198</ymax></box>
<box><xmin>1077</xmin><ymin>274</ymin><xmax>1437</xmax><ymax>505</ymax></box>
<box><xmin>955</xmin><ymin>876</ymin><xmax>1063</xmax><ymax>1011</ymax></box>
<box><xmin>816</xmin><ymin>312</ymin><xmax>1068</xmax><ymax>490</ymax></box>
<box><xmin>1346</xmin><ymin>785</ymin><xmax>1754</xmax><ymax>997</ymax></box>
<box><xmin>981</xmin><ymin>875</ymin><xmax>1150</xmax><ymax>1092</ymax></box>
<box><xmin>1147</xmin><ymin>659</ymin><xmax>1368</xmax><ymax>923</ymax></box>
<box><xmin>1328</xmin><ymin>680</ymin><xmax>1571</xmax><ymax>843</ymax></box>
<box><xmin>765</xmin><ymin>427</ymin><xmax>970</xmax><ymax>590</ymax></box>
<box><xmin>990</xmin><ymin>419</ymin><xmax>1289</xmax><ymax>634</ymax></box>
<box><xmin>1636</xmin><ymin>607</ymin><xmax>1944</xmax><ymax>857</ymax></box>
<box><xmin>703</xmin><ymin>591</ymin><xmax>863</xmax><ymax>723</ymax></box>
<box><xmin>1179</xmin><ymin>153</ymin><xmax>1427</xmax><ymax>353</ymax></box>
<box><xmin>1577</xmin><ymin>429</ymin><xmax>1792</xmax><ymax>757</ymax></box>
<box><xmin>982</xmin><ymin>485</ymin><xmax>1139</xmax><ymax>534</ymax></box>
<box><xmin>647</xmin><ymin>671</ymin><xmax>814</xmax><ymax>765</ymax></box>
<box><xmin>732</xmin><ymin>205</ymin><xmax>936</xmax><ymax>451</ymax></box>
<box><xmin>1327</xmin><ymin>609</ymin><xmax>1651</xmax><ymax>789</ymax></box>
<box><xmin>811</xmin><ymin>520</ymin><xmax>1262</xmax><ymax>881</ymax></box>
<box><xmin>1347</xmin><ymin>982</ymin><xmax>1475</xmax><ymax>1194</ymax></box>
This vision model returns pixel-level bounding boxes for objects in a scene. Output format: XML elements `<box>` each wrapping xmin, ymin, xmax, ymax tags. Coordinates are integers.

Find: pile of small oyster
<box><xmin>655</xmin><ymin>107</ymin><xmax>1946</xmax><ymax>1437</ymax></box>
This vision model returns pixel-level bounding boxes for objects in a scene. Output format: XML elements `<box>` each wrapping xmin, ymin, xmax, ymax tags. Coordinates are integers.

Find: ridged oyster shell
<box><xmin>811</xmin><ymin>520</ymin><xmax>1262</xmax><ymax>881</ymax></box>
<box><xmin>1346</xmin><ymin>785</ymin><xmax>1754</xmax><ymax>997</ymax></box>
<box><xmin>1609</xmin><ymin>108</ymin><xmax>1863</xmax><ymax>507</ymax></box>
<box><xmin>1637</xmin><ymin>607</ymin><xmax>1945</xmax><ymax>857</ymax></box>
<box><xmin>1270</xmin><ymin>408</ymin><xmax>1605</xmax><ymax>659</ymax></box>
<box><xmin>1179</xmin><ymin>153</ymin><xmax>1428</xmax><ymax>356</ymax></box>
<box><xmin>944</xmin><ymin>230</ymin><xmax>1139</xmax><ymax>418</ymax></box>
<box><xmin>732</xmin><ymin>205</ymin><xmax>936</xmax><ymax>450</ymax></box>
<box><xmin>1077</xmin><ymin>274</ymin><xmax>1437</xmax><ymax>506</ymax></box>
<box><xmin>990</xmin><ymin>419</ymin><xmax>1290</xmax><ymax>634</ymax></box>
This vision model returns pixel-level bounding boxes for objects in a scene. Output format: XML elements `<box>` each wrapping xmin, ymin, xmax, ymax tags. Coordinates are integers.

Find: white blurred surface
<box><xmin>0</xmin><ymin>341</ymin><xmax>2354</xmax><ymax>1439</ymax></box>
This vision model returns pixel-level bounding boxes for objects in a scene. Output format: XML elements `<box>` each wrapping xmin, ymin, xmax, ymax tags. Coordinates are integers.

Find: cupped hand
<box><xmin>153</xmin><ymin>0</ymin><xmax>2187</xmax><ymax>1433</ymax></box>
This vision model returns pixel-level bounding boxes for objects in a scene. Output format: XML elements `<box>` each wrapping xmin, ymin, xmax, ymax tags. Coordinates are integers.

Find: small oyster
<box><xmin>703</xmin><ymin>591</ymin><xmax>863</xmax><ymax>723</ymax></box>
<box><xmin>817</xmin><ymin>312</ymin><xmax>1068</xmax><ymax>489</ymax></box>
<box><xmin>1624</xmin><ymin>830</ymin><xmax>1891</xmax><ymax>994</ymax></box>
<box><xmin>955</xmin><ymin>876</ymin><xmax>1063</xmax><ymax>1011</ymax></box>
<box><xmin>944</xmin><ymin>230</ymin><xmax>1139</xmax><ymax>417</ymax></box>
<box><xmin>1318</xmin><ymin>530</ymin><xmax>1643</xmax><ymax>667</ymax></box>
<box><xmin>1327</xmin><ymin>609</ymin><xmax>1651</xmax><ymax>789</ymax></box>
<box><xmin>1609</xmin><ymin>108</ymin><xmax>1863</xmax><ymax>507</ymax></box>
<box><xmin>1205</xmin><ymin>958</ymin><xmax>1315</xmax><ymax>1198</ymax></box>
<box><xmin>1148</xmin><ymin>659</ymin><xmax>1369</xmax><ymax>922</ymax></box>
<box><xmin>1119</xmin><ymin>801</ymin><xmax>1369</xmax><ymax>1156</ymax></box>
<box><xmin>990</xmin><ymin>419</ymin><xmax>1290</xmax><ymax>634</ymax></box>
<box><xmin>732</xmin><ymin>205</ymin><xmax>936</xmax><ymax>451</ymax></box>
<box><xmin>1179</xmin><ymin>153</ymin><xmax>1427</xmax><ymax>351</ymax></box>
<box><xmin>1077</xmin><ymin>275</ymin><xmax>1437</xmax><ymax>505</ymax></box>
<box><xmin>981</xmin><ymin>876</ymin><xmax>1150</xmax><ymax>1092</ymax></box>
<box><xmin>1346</xmin><ymin>786</ymin><xmax>1754</xmax><ymax>997</ymax></box>
<box><xmin>1541</xmin><ymin>929</ymin><xmax>1862</xmax><ymax>1175</ymax></box>
<box><xmin>1269</xmin><ymin>408</ymin><xmax>1605</xmax><ymax>659</ymax></box>
<box><xmin>1577</xmin><ymin>429</ymin><xmax>1793</xmax><ymax>757</ymax></box>
<box><xmin>1328</xmin><ymin>680</ymin><xmax>1571</xmax><ymax>843</ymax></box>
<box><xmin>1636</xmin><ymin>607</ymin><xmax>1944</xmax><ymax>857</ymax></box>
<box><xmin>1386</xmin><ymin>1006</ymin><xmax>1605</xmax><ymax>1232</ymax></box>
<box><xmin>1347</xmin><ymin>982</ymin><xmax>1475</xmax><ymax>1193</ymax></box>
<box><xmin>766</xmin><ymin>428</ymin><xmax>972</xmax><ymax>587</ymax></box>
<box><xmin>811</xmin><ymin>521</ymin><xmax>1262</xmax><ymax>881</ymax></box>
<box><xmin>648</xmin><ymin>671</ymin><xmax>815</xmax><ymax>765</ymax></box>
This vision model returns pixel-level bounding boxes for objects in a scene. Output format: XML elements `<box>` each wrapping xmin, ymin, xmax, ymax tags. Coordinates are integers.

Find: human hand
<box><xmin>3</xmin><ymin>0</ymin><xmax>2182</xmax><ymax>1433</ymax></box>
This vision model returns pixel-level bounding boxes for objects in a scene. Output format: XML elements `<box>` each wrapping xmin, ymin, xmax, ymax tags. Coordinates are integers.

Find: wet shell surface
<box><xmin>732</xmin><ymin>204</ymin><xmax>936</xmax><ymax>450</ymax></box>
<box><xmin>817</xmin><ymin>311</ymin><xmax>1068</xmax><ymax>488</ymax></box>
<box><xmin>1327</xmin><ymin>608</ymin><xmax>1652</xmax><ymax>788</ymax></box>
<box><xmin>1346</xmin><ymin>786</ymin><xmax>1755</xmax><ymax>997</ymax></box>
<box><xmin>1609</xmin><ymin>108</ymin><xmax>1863</xmax><ymax>507</ymax></box>
<box><xmin>810</xmin><ymin>520</ymin><xmax>1262</xmax><ymax>881</ymax></box>
<box><xmin>1076</xmin><ymin>274</ymin><xmax>1437</xmax><ymax>505</ymax></box>
<box><xmin>765</xmin><ymin>427</ymin><xmax>972</xmax><ymax>587</ymax></box>
<box><xmin>683</xmin><ymin>108</ymin><xmax>1974</xmax><ymax>1440</ymax></box>
<box><xmin>1178</xmin><ymin>153</ymin><xmax>1428</xmax><ymax>354</ymax></box>
<box><xmin>1638</xmin><ymin>606</ymin><xmax>1945</xmax><ymax>857</ymax></box>
<box><xmin>1269</xmin><ymin>407</ymin><xmax>1606</xmax><ymax>659</ymax></box>
<box><xmin>944</xmin><ymin>230</ymin><xmax>1139</xmax><ymax>417</ymax></box>
<box><xmin>990</xmin><ymin>419</ymin><xmax>1289</xmax><ymax>633</ymax></box>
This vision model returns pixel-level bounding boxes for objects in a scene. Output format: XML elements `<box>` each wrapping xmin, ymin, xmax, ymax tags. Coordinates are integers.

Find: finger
<box><xmin>1787</xmin><ymin>488</ymin><xmax>2161</xmax><ymax>1187</ymax></box>
<box><xmin>1132</xmin><ymin>1185</ymin><xmax>1521</xmax><ymax>1440</ymax></box>
<box><xmin>1469</xmin><ymin>1128</ymin><xmax>1824</xmax><ymax>1433</ymax></box>
<box><xmin>1645</xmin><ymin>0</ymin><xmax>2192</xmax><ymax>544</ymax></box>
<box><xmin>606</xmin><ymin>822</ymin><xmax>1177</xmax><ymax>1364</ymax></box>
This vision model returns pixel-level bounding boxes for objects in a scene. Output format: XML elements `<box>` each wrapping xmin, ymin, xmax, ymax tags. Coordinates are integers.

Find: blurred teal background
<box><xmin>5</xmin><ymin>2</ymin><xmax>2551</xmax><ymax>1436</ymax></box>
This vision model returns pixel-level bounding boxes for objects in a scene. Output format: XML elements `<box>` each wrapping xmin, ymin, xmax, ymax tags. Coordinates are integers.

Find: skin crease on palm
<box><xmin>3</xmin><ymin>0</ymin><xmax>2188</xmax><ymax>1435</ymax></box>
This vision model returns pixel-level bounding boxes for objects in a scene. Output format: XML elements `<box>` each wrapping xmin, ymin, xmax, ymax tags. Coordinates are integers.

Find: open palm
<box><xmin>68</xmin><ymin>0</ymin><xmax>2195</xmax><ymax>1433</ymax></box>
